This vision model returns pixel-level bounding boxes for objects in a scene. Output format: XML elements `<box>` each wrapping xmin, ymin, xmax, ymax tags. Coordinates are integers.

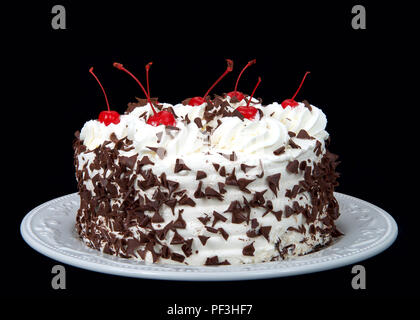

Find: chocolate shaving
<box><xmin>212</xmin><ymin>211</ymin><xmax>227</xmax><ymax>227</ymax></box>
<box><xmin>296</xmin><ymin>129</ymin><xmax>314</xmax><ymax>140</ymax></box>
<box><xmin>259</xmin><ymin>226</ymin><xmax>271</xmax><ymax>241</ymax></box>
<box><xmin>242</xmin><ymin>242</ymin><xmax>255</xmax><ymax>256</ymax></box>
<box><xmin>138</xmin><ymin>156</ymin><xmax>154</xmax><ymax>168</ymax></box>
<box><xmin>205</xmin><ymin>226</ymin><xmax>218</xmax><ymax>234</ymax></box>
<box><xmin>212</xmin><ymin>163</ymin><xmax>220</xmax><ymax>172</ymax></box>
<box><xmin>204</xmin><ymin>186</ymin><xmax>224</xmax><ymax>201</ymax></box>
<box><xmin>170</xmin><ymin>230</ymin><xmax>185</xmax><ymax>244</ymax></box>
<box><xmin>289</xmin><ymin>139</ymin><xmax>301</xmax><ymax>149</ymax></box>
<box><xmin>266</xmin><ymin>173</ymin><xmax>281</xmax><ymax>196</ymax></box>
<box><xmin>303</xmin><ymin>100</ymin><xmax>312</xmax><ymax>111</ymax></box>
<box><xmin>286</xmin><ymin>160</ymin><xmax>299</xmax><ymax>174</ymax></box>
<box><xmin>198</xmin><ymin>235</ymin><xmax>210</xmax><ymax>246</ymax></box>
<box><xmin>246</xmin><ymin>230</ymin><xmax>259</xmax><ymax>238</ymax></box>
<box><xmin>171</xmin><ymin>252</ymin><xmax>185</xmax><ymax>263</ymax></box>
<box><xmin>173</xmin><ymin>210</ymin><xmax>186</xmax><ymax>229</ymax></box>
<box><xmin>241</xmin><ymin>163</ymin><xmax>256</xmax><ymax>173</ymax></box>
<box><xmin>273</xmin><ymin>146</ymin><xmax>285</xmax><ymax>156</ymax></box>
<box><xmin>218</xmin><ymin>228</ymin><xmax>229</xmax><ymax>240</ymax></box>
<box><xmin>181</xmin><ymin>239</ymin><xmax>193</xmax><ymax>257</ymax></box>
<box><xmin>196</xmin><ymin>171</ymin><xmax>207</xmax><ymax>180</ymax></box>
<box><xmin>174</xmin><ymin>158</ymin><xmax>191</xmax><ymax>173</ymax></box>
<box><xmin>218</xmin><ymin>182</ymin><xmax>226</xmax><ymax>194</ymax></box>
<box><xmin>151</xmin><ymin>211</ymin><xmax>164</xmax><ymax>223</ymax></box>
<box><xmin>146</xmin><ymin>146</ymin><xmax>167</xmax><ymax>159</ymax></box>
<box><xmin>178</xmin><ymin>194</ymin><xmax>196</xmax><ymax>207</ymax></box>
<box><xmin>251</xmin><ymin>218</ymin><xmax>259</xmax><ymax>229</ymax></box>
<box><xmin>198</xmin><ymin>215</ymin><xmax>211</xmax><ymax>225</ymax></box>
<box><xmin>237</xmin><ymin>178</ymin><xmax>255</xmax><ymax>193</ymax></box>
<box><xmin>205</xmin><ymin>256</ymin><xmax>230</xmax><ymax>266</ymax></box>
<box><xmin>194</xmin><ymin>117</ymin><xmax>203</xmax><ymax>128</ymax></box>
<box><xmin>194</xmin><ymin>181</ymin><xmax>205</xmax><ymax>198</ymax></box>
<box><xmin>119</xmin><ymin>155</ymin><xmax>137</xmax><ymax>170</ymax></box>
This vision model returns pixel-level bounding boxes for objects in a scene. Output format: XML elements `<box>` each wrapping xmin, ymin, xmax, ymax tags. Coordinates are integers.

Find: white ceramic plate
<box><xmin>20</xmin><ymin>192</ymin><xmax>397</xmax><ymax>281</ymax></box>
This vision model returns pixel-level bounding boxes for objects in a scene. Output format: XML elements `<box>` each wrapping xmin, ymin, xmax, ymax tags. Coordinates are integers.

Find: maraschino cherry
<box><xmin>188</xmin><ymin>59</ymin><xmax>234</xmax><ymax>106</ymax></box>
<box><xmin>89</xmin><ymin>67</ymin><xmax>120</xmax><ymax>126</ymax></box>
<box><xmin>236</xmin><ymin>76</ymin><xmax>261</xmax><ymax>120</ymax></box>
<box><xmin>227</xmin><ymin>59</ymin><xmax>256</xmax><ymax>101</ymax></box>
<box><xmin>281</xmin><ymin>71</ymin><xmax>310</xmax><ymax>108</ymax></box>
<box><xmin>113</xmin><ymin>62</ymin><xmax>175</xmax><ymax>126</ymax></box>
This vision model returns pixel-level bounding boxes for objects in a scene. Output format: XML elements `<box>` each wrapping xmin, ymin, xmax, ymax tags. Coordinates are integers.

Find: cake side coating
<box><xmin>73</xmin><ymin>97</ymin><xmax>341</xmax><ymax>265</ymax></box>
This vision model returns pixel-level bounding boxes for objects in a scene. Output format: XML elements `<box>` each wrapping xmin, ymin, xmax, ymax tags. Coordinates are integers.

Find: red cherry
<box><xmin>114</xmin><ymin>62</ymin><xmax>175</xmax><ymax>127</ymax></box>
<box><xmin>147</xmin><ymin>110</ymin><xmax>176</xmax><ymax>126</ymax></box>
<box><xmin>281</xmin><ymin>99</ymin><xmax>299</xmax><ymax>108</ymax></box>
<box><xmin>188</xmin><ymin>96</ymin><xmax>206</xmax><ymax>106</ymax></box>
<box><xmin>236</xmin><ymin>76</ymin><xmax>261</xmax><ymax>120</ymax></box>
<box><xmin>281</xmin><ymin>71</ymin><xmax>310</xmax><ymax>108</ymax></box>
<box><xmin>228</xmin><ymin>91</ymin><xmax>245</xmax><ymax>101</ymax></box>
<box><xmin>236</xmin><ymin>106</ymin><xmax>258</xmax><ymax>120</ymax></box>
<box><xmin>227</xmin><ymin>59</ymin><xmax>256</xmax><ymax>101</ymax></box>
<box><xmin>188</xmin><ymin>59</ymin><xmax>234</xmax><ymax>106</ymax></box>
<box><xmin>89</xmin><ymin>67</ymin><xmax>120</xmax><ymax>126</ymax></box>
<box><xmin>98</xmin><ymin>110</ymin><xmax>120</xmax><ymax>126</ymax></box>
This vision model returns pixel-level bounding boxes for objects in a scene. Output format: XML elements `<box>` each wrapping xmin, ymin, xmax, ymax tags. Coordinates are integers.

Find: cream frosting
<box><xmin>75</xmin><ymin>98</ymin><xmax>337</xmax><ymax>265</ymax></box>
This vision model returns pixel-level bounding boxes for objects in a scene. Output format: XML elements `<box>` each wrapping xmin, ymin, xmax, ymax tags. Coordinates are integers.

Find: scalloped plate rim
<box><xmin>20</xmin><ymin>192</ymin><xmax>398</xmax><ymax>281</ymax></box>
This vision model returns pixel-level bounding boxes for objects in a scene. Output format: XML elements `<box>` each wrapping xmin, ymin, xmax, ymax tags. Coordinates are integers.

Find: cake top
<box><xmin>79</xmin><ymin>60</ymin><xmax>329</xmax><ymax>160</ymax></box>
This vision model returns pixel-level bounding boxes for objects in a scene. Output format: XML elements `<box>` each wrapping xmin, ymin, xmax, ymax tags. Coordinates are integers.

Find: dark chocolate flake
<box><xmin>237</xmin><ymin>178</ymin><xmax>255</xmax><ymax>193</ymax></box>
<box><xmin>219</xmin><ymin>166</ymin><xmax>226</xmax><ymax>177</ymax></box>
<box><xmin>194</xmin><ymin>181</ymin><xmax>205</xmax><ymax>198</ymax></box>
<box><xmin>288</xmin><ymin>139</ymin><xmax>301</xmax><ymax>149</ymax></box>
<box><xmin>178</xmin><ymin>194</ymin><xmax>196</xmax><ymax>207</ymax></box>
<box><xmin>173</xmin><ymin>210</ymin><xmax>187</xmax><ymax>228</ymax></box>
<box><xmin>194</xmin><ymin>117</ymin><xmax>203</xmax><ymax>128</ymax></box>
<box><xmin>218</xmin><ymin>227</ymin><xmax>229</xmax><ymax>240</ymax></box>
<box><xmin>242</xmin><ymin>242</ymin><xmax>255</xmax><ymax>256</ymax></box>
<box><xmin>286</xmin><ymin>160</ymin><xmax>299</xmax><ymax>174</ymax></box>
<box><xmin>119</xmin><ymin>155</ymin><xmax>137</xmax><ymax>170</ymax></box>
<box><xmin>170</xmin><ymin>230</ymin><xmax>185</xmax><ymax>244</ymax></box>
<box><xmin>196</xmin><ymin>171</ymin><xmax>207</xmax><ymax>180</ymax></box>
<box><xmin>266</xmin><ymin>173</ymin><xmax>281</xmax><ymax>196</ymax></box>
<box><xmin>241</xmin><ymin>163</ymin><xmax>256</xmax><ymax>173</ymax></box>
<box><xmin>146</xmin><ymin>146</ymin><xmax>167</xmax><ymax>159</ymax></box>
<box><xmin>205</xmin><ymin>226</ymin><xmax>218</xmax><ymax>234</ymax></box>
<box><xmin>171</xmin><ymin>252</ymin><xmax>185</xmax><ymax>263</ymax></box>
<box><xmin>198</xmin><ymin>235</ymin><xmax>210</xmax><ymax>246</ymax></box>
<box><xmin>138</xmin><ymin>156</ymin><xmax>154</xmax><ymax>167</ymax></box>
<box><xmin>303</xmin><ymin>100</ymin><xmax>312</xmax><ymax>111</ymax></box>
<box><xmin>273</xmin><ymin>146</ymin><xmax>285</xmax><ymax>156</ymax></box>
<box><xmin>259</xmin><ymin>226</ymin><xmax>271</xmax><ymax>241</ymax></box>
<box><xmin>212</xmin><ymin>211</ymin><xmax>227</xmax><ymax>227</ymax></box>
<box><xmin>174</xmin><ymin>158</ymin><xmax>191</xmax><ymax>173</ymax></box>
<box><xmin>296</xmin><ymin>129</ymin><xmax>314</xmax><ymax>140</ymax></box>
<box><xmin>205</xmin><ymin>186</ymin><xmax>224</xmax><ymax>201</ymax></box>
<box><xmin>212</xmin><ymin>163</ymin><xmax>220</xmax><ymax>172</ymax></box>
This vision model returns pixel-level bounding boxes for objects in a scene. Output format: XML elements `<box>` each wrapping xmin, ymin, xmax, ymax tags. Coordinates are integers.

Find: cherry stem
<box><xmin>246</xmin><ymin>77</ymin><xmax>262</xmax><ymax>107</ymax></box>
<box><xmin>89</xmin><ymin>67</ymin><xmax>111</xmax><ymax>112</ymax></box>
<box><xmin>146</xmin><ymin>62</ymin><xmax>153</xmax><ymax>97</ymax></box>
<box><xmin>234</xmin><ymin>59</ymin><xmax>256</xmax><ymax>93</ymax></box>
<box><xmin>113</xmin><ymin>62</ymin><xmax>156</xmax><ymax>114</ymax></box>
<box><xmin>203</xmin><ymin>59</ymin><xmax>234</xmax><ymax>99</ymax></box>
<box><xmin>291</xmin><ymin>71</ymin><xmax>311</xmax><ymax>100</ymax></box>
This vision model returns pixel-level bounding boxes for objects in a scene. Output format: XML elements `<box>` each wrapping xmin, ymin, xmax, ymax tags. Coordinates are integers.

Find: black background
<box><xmin>4</xmin><ymin>0</ymin><xmax>418</xmax><ymax>310</ymax></box>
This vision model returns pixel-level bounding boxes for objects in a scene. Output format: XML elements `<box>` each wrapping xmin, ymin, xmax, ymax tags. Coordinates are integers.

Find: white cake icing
<box><xmin>74</xmin><ymin>96</ymin><xmax>341</xmax><ymax>265</ymax></box>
